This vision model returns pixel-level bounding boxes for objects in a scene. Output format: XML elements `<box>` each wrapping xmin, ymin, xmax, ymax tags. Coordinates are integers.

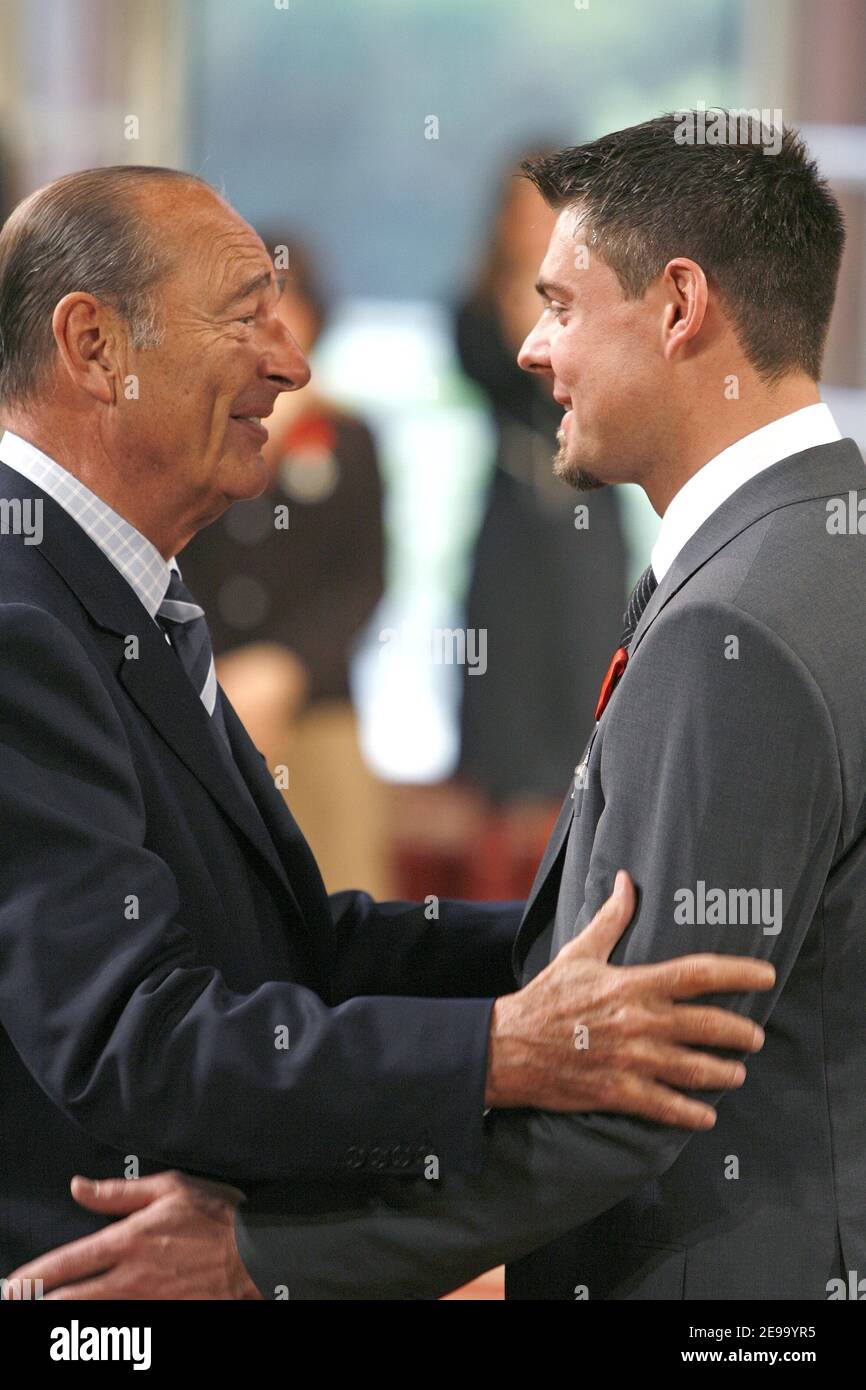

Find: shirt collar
<box><xmin>0</xmin><ymin>429</ymin><xmax>179</xmax><ymax>619</ymax></box>
<box><xmin>651</xmin><ymin>403</ymin><xmax>842</xmax><ymax>583</ymax></box>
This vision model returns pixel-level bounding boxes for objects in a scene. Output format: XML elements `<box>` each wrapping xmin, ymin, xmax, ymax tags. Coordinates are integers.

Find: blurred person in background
<box><xmin>179</xmin><ymin>234</ymin><xmax>391</xmax><ymax>895</ymax></box>
<box><xmin>454</xmin><ymin>151</ymin><xmax>628</xmax><ymax>897</ymax></box>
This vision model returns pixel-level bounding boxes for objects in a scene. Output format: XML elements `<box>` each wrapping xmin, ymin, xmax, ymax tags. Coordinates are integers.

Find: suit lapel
<box><xmin>511</xmin><ymin>734</ymin><xmax>595</xmax><ymax>971</ymax></box>
<box><xmin>116</xmin><ymin>623</ymin><xmax>301</xmax><ymax>901</ymax></box>
<box><xmin>511</xmin><ymin>787</ymin><xmax>574</xmax><ymax>975</ymax></box>
<box><xmin>629</xmin><ymin>437</ymin><xmax>866</xmax><ymax>660</ymax></box>
<box><xmin>2</xmin><ymin>463</ymin><xmax>307</xmax><ymax>910</ymax></box>
<box><xmin>221</xmin><ymin>694</ymin><xmax>331</xmax><ymax>919</ymax></box>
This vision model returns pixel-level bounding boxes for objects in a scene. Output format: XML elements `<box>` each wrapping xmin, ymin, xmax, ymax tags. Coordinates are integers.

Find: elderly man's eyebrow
<box><xmin>219</xmin><ymin>269</ymin><xmax>288</xmax><ymax>311</ymax></box>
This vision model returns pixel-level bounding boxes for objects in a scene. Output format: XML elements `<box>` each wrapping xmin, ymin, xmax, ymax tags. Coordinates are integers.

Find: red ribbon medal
<box><xmin>594</xmin><ymin>646</ymin><xmax>629</xmax><ymax>723</ymax></box>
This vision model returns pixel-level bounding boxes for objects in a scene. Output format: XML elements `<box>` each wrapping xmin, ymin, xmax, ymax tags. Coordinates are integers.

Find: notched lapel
<box><xmin>511</xmin><ymin>781</ymin><xmax>578</xmax><ymax>976</ymax></box>
<box><xmin>117</xmin><ymin>624</ymin><xmax>299</xmax><ymax>903</ymax></box>
<box><xmin>630</xmin><ymin>438</ymin><xmax>866</xmax><ymax>660</ymax></box>
<box><xmin>221</xmin><ymin>694</ymin><xmax>330</xmax><ymax>915</ymax></box>
<box><xmin>12</xmin><ymin>467</ymin><xmax>301</xmax><ymax>907</ymax></box>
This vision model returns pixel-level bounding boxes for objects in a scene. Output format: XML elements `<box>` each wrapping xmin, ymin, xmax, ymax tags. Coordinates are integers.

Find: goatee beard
<box><xmin>553</xmin><ymin>435</ymin><xmax>604</xmax><ymax>492</ymax></box>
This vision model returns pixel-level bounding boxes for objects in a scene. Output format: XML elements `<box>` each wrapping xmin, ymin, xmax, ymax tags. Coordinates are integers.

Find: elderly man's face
<box><xmin>124</xmin><ymin>187</ymin><xmax>309</xmax><ymax>539</ymax></box>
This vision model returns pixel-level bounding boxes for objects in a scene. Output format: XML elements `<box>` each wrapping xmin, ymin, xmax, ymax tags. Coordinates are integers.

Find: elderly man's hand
<box><xmin>485</xmin><ymin>869</ymin><xmax>774</xmax><ymax>1127</ymax></box>
<box><xmin>3</xmin><ymin>1172</ymin><xmax>261</xmax><ymax>1300</ymax></box>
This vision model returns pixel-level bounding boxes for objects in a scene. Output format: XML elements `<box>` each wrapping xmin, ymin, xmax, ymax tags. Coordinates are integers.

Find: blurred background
<box><xmin>0</xmin><ymin>0</ymin><xmax>863</xmax><ymax>914</ymax></box>
<box><xmin>0</xmin><ymin>0</ymin><xmax>863</xmax><ymax>1303</ymax></box>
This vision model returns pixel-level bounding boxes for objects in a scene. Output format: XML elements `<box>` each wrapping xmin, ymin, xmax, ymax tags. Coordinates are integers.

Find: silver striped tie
<box><xmin>158</xmin><ymin>571</ymin><xmax>229</xmax><ymax>746</ymax></box>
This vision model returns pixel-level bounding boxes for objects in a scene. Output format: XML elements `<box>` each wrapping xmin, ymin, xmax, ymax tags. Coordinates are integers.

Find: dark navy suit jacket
<box><xmin>0</xmin><ymin>460</ymin><xmax>520</xmax><ymax>1271</ymax></box>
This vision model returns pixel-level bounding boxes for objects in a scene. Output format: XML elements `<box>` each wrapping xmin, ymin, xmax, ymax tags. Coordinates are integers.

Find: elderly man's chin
<box><xmin>553</xmin><ymin>428</ymin><xmax>605</xmax><ymax>492</ymax></box>
<box><xmin>221</xmin><ymin>435</ymin><xmax>272</xmax><ymax>500</ymax></box>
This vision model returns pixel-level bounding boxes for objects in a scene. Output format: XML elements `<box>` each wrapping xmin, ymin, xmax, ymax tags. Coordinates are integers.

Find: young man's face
<box><xmin>518</xmin><ymin>207</ymin><xmax>664</xmax><ymax>491</ymax></box>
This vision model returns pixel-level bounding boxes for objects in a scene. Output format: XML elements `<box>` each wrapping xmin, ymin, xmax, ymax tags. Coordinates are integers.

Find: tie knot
<box><xmin>158</xmin><ymin>569</ymin><xmax>204</xmax><ymax>626</ymax></box>
<box><xmin>620</xmin><ymin>564</ymin><xmax>657</xmax><ymax>650</ymax></box>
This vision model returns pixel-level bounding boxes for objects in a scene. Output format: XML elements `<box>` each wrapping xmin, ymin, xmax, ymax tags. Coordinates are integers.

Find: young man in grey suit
<box><xmin>11</xmin><ymin>111</ymin><xmax>858</xmax><ymax>1300</ymax></box>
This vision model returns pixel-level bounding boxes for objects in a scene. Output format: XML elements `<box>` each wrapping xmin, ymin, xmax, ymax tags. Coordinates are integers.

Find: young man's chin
<box><xmin>553</xmin><ymin>445</ymin><xmax>605</xmax><ymax>492</ymax></box>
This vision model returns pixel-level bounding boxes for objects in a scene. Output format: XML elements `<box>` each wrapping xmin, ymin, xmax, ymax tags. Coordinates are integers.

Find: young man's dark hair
<box><xmin>522</xmin><ymin>112</ymin><xmax>846</xmax><ymax>383</ymax></box>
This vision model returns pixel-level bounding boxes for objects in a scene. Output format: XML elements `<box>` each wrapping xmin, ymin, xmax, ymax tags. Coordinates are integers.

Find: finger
<box><xmin>4</xmin><ymin>1227</ymin><xmax>122</xmax><ymax>1294</ymax></box>
<box><xmin>177</xmin><ymin>1175</ymin><xmax>248</xmax><ymax>1206</ymax></box>
<box><xmin>639</xmin><ymin>953</ymin><xmax>776</xmax><ymax>999</ymax></box>
<box><xmin>596</xmin><ymin>1074</ymin><xmax>719</xmax><ymax>1130</ymax></box>
<box><xmin>635</xmin><ymin>1043</ymin><xmax>747</xmax><ymax>1092</ymax></box>
<box><xmin>656</xmin><ymin>1004</ymin><xmax>765</xmax><ymax>1053</ymax></box>
<box><xmin>44</xmin><ymin>1277</ymin><xmax>124</xmax><ymax>1301</ymax></box>
<box><xmin>567</xmin><ymin>871</ymin><xmax>636</xmax><ymax>962</ymax></box>
<box><xmin>69</xmin><ymin>1171</ymin><xmax>186</xmax><ymax>1215</ymax></box>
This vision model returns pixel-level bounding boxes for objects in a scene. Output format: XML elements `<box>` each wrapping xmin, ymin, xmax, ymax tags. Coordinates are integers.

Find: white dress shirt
<box><xmin>650</xmin><ymin>403</ymin><xmax>843</xmax><ymax>583</ymax></box>
<box><xmin>0</xmin><ymin>428</ymin><xmax>179</xmax><ymax>617</ymax></box>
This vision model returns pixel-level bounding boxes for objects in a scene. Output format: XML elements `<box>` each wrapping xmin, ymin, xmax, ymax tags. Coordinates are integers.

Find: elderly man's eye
<box><xmin>236</xmin><ymin>315</ymin><xmax>256</xmax><ymax>326</ymax></box>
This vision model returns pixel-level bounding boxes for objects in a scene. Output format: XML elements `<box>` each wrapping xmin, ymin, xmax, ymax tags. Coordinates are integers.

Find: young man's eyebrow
<box><xmin>534</xmin><ymin>278</ymin><xmax>572</xmax><ymax>301</ymax></box>
<box><xmin>219</xmin><ymin>269</ymin><xmax>289</xmax><ymax>311</ymax></box>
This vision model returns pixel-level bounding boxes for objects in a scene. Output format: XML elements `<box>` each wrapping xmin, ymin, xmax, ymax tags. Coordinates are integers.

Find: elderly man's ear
<box><xmin>51</xmin><ymin>292</ymin><xmax>128</xmax><ymax>406</ymax></box>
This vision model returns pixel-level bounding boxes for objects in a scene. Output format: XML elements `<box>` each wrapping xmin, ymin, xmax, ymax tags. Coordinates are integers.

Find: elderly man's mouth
<box><xmin>230</xmin><ymin>415</ymin><xmax>269</xmax><ymax>444</ymax></box>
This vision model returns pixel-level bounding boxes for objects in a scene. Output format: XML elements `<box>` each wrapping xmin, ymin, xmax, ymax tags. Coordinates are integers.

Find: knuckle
<box><xmin>654</xmin><ymin>1095</ymin><xmax>681</xmax><ymax>1126</ymax></box>
<box><xmin>680</xmin><ymin>956</ymin><xmax>706</xmax><ymax>989</ymax></box>
<box><xmin>683</xmin><ymin>1058</ymin><xmax>707</xmax><ymax>1089</ymax></box>
<box><xmin>613</xmin><ymin>1004</ymin><xmax>643</xmax><ymax>1038</ymax></box>
<box><xmin>693</xmin><ymin>1009</ymin><xmax>716</xmax><ymax>1042</ymax></box>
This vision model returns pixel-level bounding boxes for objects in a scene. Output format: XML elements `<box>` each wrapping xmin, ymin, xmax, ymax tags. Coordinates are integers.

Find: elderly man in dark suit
<box><xmin>0</xmin><ymin>164</ymin><xmax>770</xmax><ymax>1294</ymax></box>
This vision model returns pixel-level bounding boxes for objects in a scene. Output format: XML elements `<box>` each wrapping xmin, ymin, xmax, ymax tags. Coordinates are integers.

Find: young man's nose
<box><xmin>517</xmin><ymin>321</ymin><xmax>552</xmax><ymax>375</ymax></box>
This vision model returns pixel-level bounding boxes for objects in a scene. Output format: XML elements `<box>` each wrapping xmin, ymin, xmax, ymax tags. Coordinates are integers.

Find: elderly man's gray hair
<box><xmin>0</xmin><ymin>165</ymin><xmax>213</xmax><ymax>409</ymax></box>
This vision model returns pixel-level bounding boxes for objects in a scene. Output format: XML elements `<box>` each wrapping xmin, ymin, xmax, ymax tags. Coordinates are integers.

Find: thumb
<box><xmin>69</xmin><ymin>1172</ymin><xmax>177</xmax><ymax>1215</ymax></box>
<box><xmin>569</xmin><ymin>870</ymin><xmax>636</xmax><ymax>962</ymax></box>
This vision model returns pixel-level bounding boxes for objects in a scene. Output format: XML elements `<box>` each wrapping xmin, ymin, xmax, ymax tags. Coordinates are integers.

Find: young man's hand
<box><xmin>2</xmin><ymin>1171</ymin><xmax>261</xmax><ymax>1301</ymax></box>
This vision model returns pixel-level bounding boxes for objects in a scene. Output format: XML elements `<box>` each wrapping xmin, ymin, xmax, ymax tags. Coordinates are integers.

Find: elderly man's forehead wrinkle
<box><xmin>203</xmin><ymin>227</ymin><xmax>271</xmax><ymax>301</ymax></box>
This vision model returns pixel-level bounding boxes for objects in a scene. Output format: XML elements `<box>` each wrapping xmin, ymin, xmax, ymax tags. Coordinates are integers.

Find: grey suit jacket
<box><xmin>235</xmin><ymin>437</ymin><xmax>866</xmax><ymax>1299</ymax></box>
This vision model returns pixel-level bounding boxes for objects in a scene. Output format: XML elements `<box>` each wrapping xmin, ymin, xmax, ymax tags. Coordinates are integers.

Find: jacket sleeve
<box><xmin>327</xmin><ymin>891</ymin><xmax>521</xmax><ymax>1002</ymax></box>
<box><xmin>0</xmin><ymin>604</ymin><xmax>498</xmax><ymax>1182</ymax></box>
<box><xmin>234</xmin><ymin>600</ymin><xmax>843</xmax><ymax>1298</ymax></box>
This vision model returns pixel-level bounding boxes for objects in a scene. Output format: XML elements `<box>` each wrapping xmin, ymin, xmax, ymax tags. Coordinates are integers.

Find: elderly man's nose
<box><xmin>267</xmin><ymin>322</ymin><xmax>311</xmax><ymax>392</ymax></box>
